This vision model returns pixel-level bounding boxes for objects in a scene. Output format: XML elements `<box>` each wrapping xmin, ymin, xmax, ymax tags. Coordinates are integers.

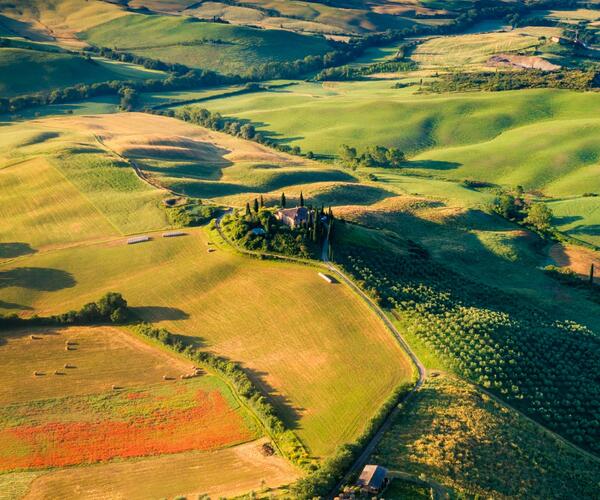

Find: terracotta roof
<box><xmin>357</xmin><ymin>464</ymin><xmax>387</xmax><ymax>489</ymax></box>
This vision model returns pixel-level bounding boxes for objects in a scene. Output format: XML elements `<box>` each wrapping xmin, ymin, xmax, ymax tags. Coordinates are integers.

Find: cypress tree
<box><xmin>260</xmin><ymin>195</ymin><xmax>264</xmax><ymax>208</ymax></box>
<box><xmin>300</xmin><ymin>191</ymin><xmax>304</xmax><ymax>207</ymax></box>
<box><xmin>245</xmin><ymin>202</ymin><xmax>251</xmax><ymax>217</ymax></box>
<box><xmin>281</xmin><ymin>192</ymin><xmax>286</xmax><ymax>208</ymax></box>
<box><xmin>253</xmin><ymin>198</ymin><xmax>259</xmax><ymax>213</ymax></box>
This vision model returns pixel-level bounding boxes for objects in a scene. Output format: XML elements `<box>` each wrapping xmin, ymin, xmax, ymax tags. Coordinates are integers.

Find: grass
<box><xmin>198</xmin><ymin>82</ymin><xmax>600</xmax><ymax>197</ymax></box>
<box><xmin>546</xmin><ymin>196</ymin><xmax>600</xmax><ymax>247</ymax></box>
<box><xmin>0</xmin><ymin>229</ymin><xmax>412</xmax><ymax>457</ymax></box>
<box><xmin>410</xmin><ymin>27</ymin><xmax>562</xmax><ymax>70</ymax></box>
<box><xmin>2</xmin><ymin>96</ymin><xmax>120</xmax><ymax>121</ymax></box>
<box><xmin>81</xmin><ymin>13</ymin><xmax>332</xmax><ymax>74</ymax></box>
<box><xmin>0</xmin><ymin>48</ymin><xmax>163</xmax><ymax>97</ymax></box>
<box><xmin>371</xmin><ymin>374</ymin><xmax>600</xmax><ymax>499</ymax></box>
<box><xmin>7</xmin><ymin>439</ymin><xmax>297</xmax><ymax>500</ymax></box>
<box><xmin>0</xmin><ymin>325</ymin><xmax>197</xmax><ymax>404</ymax></box>
<box><xmin>0</xmin><ymin>119</ymin><xmax>169</xmax><ymax>251</ymax></box>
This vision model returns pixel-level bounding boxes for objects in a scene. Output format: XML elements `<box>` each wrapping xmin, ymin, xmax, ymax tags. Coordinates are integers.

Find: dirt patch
<box><xmin>548</xmin><ymin>243</ymin><xmax>600</xmax><ymax>279</ymax></box>
<box><xmin>487</xmin><ymin>54</ymin><xmax>561</xmax><ymax>71</ymax></box>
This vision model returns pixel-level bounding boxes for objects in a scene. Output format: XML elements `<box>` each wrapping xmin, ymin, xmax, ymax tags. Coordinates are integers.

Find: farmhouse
<box><xmin>357</xmin><ymin>464</ymin><xmax>388</xmax><ymax>494</ymax></box>
<box><xmin>275</xmin><ymin>206</ymin><xmax>313</xmax><ymax>228</ymax></box>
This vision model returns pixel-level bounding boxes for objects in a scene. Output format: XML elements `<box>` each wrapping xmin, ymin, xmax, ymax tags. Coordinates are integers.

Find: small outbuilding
<box><xmin>356</xmin><ymin>464</ymin><xmax>388</xmax><ymax>494</ymax></box>
<box><xmin>251</xmin><ymin>227</ymin><xmax>266</xmax><ymax>236</ymax></box>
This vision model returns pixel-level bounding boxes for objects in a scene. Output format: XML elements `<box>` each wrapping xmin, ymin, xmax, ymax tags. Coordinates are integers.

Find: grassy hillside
<box><xmin>0</xmin><ymin>230</ymin><xmax>413</xmax><ymax>457</ymax></box>
<box><xmin>0</xmin><ymin>121</ymin><xmax>169</xmax><ymax>251</ymax></box>
<box><xmin>199</xmin><ymin>82</ymin><xmax>600</xmax><ymax>197</ymax></box>
<box><xmin>0</xmin><ymin>113</ymin><xmax>413</xmax><ymax>457</ymax></box>
<box><xmin>0</xmin><ymin>47</ymin><xmax>165</xmax><ymax>97</ymax></box>
<box><xmin>371</xmin><ymin>374</ymin><xmax>600</xmax><ymax>498</ymax></box>
<box><xmin>82</xmin><ymin>14</ymin><xmax>332</xmax><ymax>74</ymax></box>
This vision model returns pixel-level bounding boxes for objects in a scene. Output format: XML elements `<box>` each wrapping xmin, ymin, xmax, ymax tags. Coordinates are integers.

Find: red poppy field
<box><xmin>0</xmin><ymin>378</ymin><xmax>256</xmax><ymax>471</ymax></box>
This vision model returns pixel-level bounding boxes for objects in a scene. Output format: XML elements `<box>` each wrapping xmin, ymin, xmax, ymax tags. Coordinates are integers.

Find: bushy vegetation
<box><xmin>0</xmin><ymin>292</ymin><xmax>129</xmax><ymax>327</ymax></box>
<box><xmin>372</xmin><ymin>375</ymin><xmax>600</xmax><ymax>499</ymax></box>
<box><xmin>165</xmin><ymin>200</ymin><xmax>222</xmax><ymax>227</ymax></box>
<box><xmin>220</xmin><ymin>196</ymin><xmax>329</xmax><ymax>258</ymax></box>
<box><xmin>489</xmin><ymin>187</ymin><xmax>554</xmax><ymax>233</ymax></box>
<box><xmin>339</xmin><ymin>144</ymin><xmax>405</xmax><ymax>169</ymax></box>
<box><xmin>333</xmin><ymin>223</ymin><xmax>600</xmax><ymax>453</ymax></box>
<box><xmin>132</xmin><ymin>322</ymin><xmax>311</xmax><ymax>467</ymax></box>
<box><xmin>424</xmin><ymin>69</ymin><xmax>600</xmax><ymax>93</ymax></box>
<box><xmin>314</xmin><ymin>60</ymin><xmax>417</xmax><ymax>81</ymax></box>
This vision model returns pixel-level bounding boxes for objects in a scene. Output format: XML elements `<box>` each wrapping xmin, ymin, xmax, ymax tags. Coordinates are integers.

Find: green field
<box><xmin>0</xmin><ymin>47</ymin><xmax>164</xmax><ymax>96</ymax></box>
<box><xmin>82</xmin><ymin>13</ymin><xmax>332</xmax><ymax>74</ymax></box>
<box><xmin>198</xmin><ymin>82</ymin><xmax>600</xmax><ymax>197</ymax></box>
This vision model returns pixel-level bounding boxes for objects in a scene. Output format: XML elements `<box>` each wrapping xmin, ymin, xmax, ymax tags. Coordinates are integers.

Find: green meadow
<box><xmin>82</xmin><ymin>14</ymin><xmax>332</xmax><ymax>74</ymax></box>
<box><xmin>0</xmin><ymin>47</ymin><xmax>165</xmax><ymax>96</ymax></box>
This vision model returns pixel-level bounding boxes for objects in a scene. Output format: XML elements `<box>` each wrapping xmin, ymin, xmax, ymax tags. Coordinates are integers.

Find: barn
<box><xmin>356</xmin><ymin>464</ymin><xmax>388</xmax><ymax>494</ymax></box>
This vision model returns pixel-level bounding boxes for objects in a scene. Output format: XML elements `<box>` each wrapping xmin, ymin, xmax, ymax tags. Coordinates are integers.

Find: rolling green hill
<box><xmin>197</xmin><ymin>82</ymin><xmax>600</xmax><ymax>196</ymax></box>
<box><xmin>82</xmin><ymin>14</ymin><xmax>333</xmax><ymax>75</ymax></box>
<box><xmin>0</xmin><ymin>47</ymin><xmax>165</xmax><ymax>97</ymax></box>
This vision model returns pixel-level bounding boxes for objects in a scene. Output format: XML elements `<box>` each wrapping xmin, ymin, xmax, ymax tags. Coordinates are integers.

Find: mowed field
<box><xmin>0</xmin><ymin>230</ymin><xmax>413</xmax><ymax>457</ymax></box>
<box><xmin>0</xmin><ymin>325</ymin><xmax>298</xmax><ymax>497</ymax></box>
<box><xmin>0</xmin><ymin>113</ymin><xmax>413</xmax><ymax>458</ymax></box>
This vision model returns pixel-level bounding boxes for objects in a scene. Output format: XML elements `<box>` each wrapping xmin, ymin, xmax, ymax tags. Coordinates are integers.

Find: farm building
<box><xmin>127</xmin><ymin>236</ymin><xmax>150</xmax><ymax>245</ymax></box>
<box><xmin>356</xmin><ymin>464</ymin><xmax>388</xmax><ymax>494</ymax></box>
<box><xmin>251</xmin><ymin>227</ymin><xmax>266</xmax><ymax>236</ymax></box>
<box><xmin>275</xmin><ymin>206</ymin><xmax>314</xmax><ymax>228</ymax></box>
<box><xmin>162</xmin><ymin>231</ymin><xmax>186</xmax><ymax>238</ymax></box>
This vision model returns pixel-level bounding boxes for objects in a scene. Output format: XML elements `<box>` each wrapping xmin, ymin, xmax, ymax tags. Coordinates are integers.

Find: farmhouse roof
<box><xmin>251</xmin><ymin>227</ymin><xmax>266</xmax><ymax>235</ymax></box>
<box><xmin>278</xmin><ymin>206</ymin><xmax>310</xmax><ymax>219</ymax></box>
<box><xmin>357</xmin><ymin>464</ymin><xmax>388</xmax><ymax>490</ymax></box>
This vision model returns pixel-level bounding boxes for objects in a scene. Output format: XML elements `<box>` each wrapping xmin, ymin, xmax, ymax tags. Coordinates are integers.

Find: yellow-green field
<box><xmin>411</xmin><ymin>27</ymin><xmax>562</xmax><ymax>69</ymax></box>
<box><xmin>0</xmin><ymin>325</ymin><xmax>195</xmax><ymax>404</ymax></box>
<box><xmin>0</xmin><ymin>229</ymin><xmax>412</xmax><ymax>457</ymax></box>
<box><xmin>0</xmin><ymin>113</ymin><xmax>414</xmax><ymax>458</ymax></box>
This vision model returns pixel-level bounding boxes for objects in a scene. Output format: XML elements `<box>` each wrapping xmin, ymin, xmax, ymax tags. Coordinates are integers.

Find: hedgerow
<box><xmin>131</xmin><ymin>323</ymin><xmax>312</xmax><ymax>468</ymax></box>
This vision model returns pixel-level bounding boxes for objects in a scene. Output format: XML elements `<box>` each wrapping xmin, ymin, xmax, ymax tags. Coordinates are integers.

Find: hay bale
<box><xmin>64</xmin><ymin>364</ymin><xmax>75</xmax><ymax>369</ymax></box>
<box><xmin>33</xmin><ymin>371</ymin><xmax>44</xmax><ymax>376</ymax></box>
<box><xmin>30</xmin><ymin>335</ymin><xmax>42</xmax><ymax>340</ymax></box>
<box><xmin>112</xmin><ymin>385</ymin><xmax>123</xmax><ymax>390</ymax></box>
<box><xmin>54</xmin><ymin>370</ymin><xmax>65</xmax><ymax>376</ymax></box>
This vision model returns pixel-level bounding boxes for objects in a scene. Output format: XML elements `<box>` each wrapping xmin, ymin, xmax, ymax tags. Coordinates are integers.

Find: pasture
<box><xmin>0</xmin><ymin>229</ymin><xmax>413</xmax><ymax>458</ymax></box>
<box><xmin>0</xmin><ymin>119</ymin><xmax>169</xmax><ymax>251</ymax></box>
<box><xmin>81</xmin><ymin>13</ymin><xmax>332</xmax><ymax>74</ymax></box>
<box><xmin>371</xmin><ymin>374</ymin><xmax>600</xmax><ymax>498</ymax></box>
<box><xmin>0</xmin><ymin>47</ymin><xmax>165</xmax><ymax>97</ymax></box>
<box><xmin>199</xmin><ymin>82</ymin><xmax>600</xmax><ymax>197</ymax></box>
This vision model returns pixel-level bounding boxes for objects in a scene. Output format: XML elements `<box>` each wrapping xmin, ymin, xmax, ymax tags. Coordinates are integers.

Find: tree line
<box><xmin>423</xmin><ymin>69</ymin><xmax>600</xmax><ymax>93</ymax></box>
<box><xmin>0</xmin><ymin>292</ymin><xmax>129</xmax><ymax>327</ymax></box>
<box><xmin>339</xmin><ymin>144</ymin><xmax>406</xmax><ymax>169</ymax></box>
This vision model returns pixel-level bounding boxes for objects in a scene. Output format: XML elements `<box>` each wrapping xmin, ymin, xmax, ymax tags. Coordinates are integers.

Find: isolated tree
<box><xmin>119</xmin><ymin>87</ymin><xmax>138</xmax><ymax>111</ymax></box>
<box><xmin>281</xmin><ymin>192</ymin><xmax>286</xmax><ymax>208</ymax></box>
<box><xmin>300</xmin><ymin>191</ymin><xmax>304</xmax><ymax>207</ymax></box>
<box><xmin>253</xmin><ymin>198</ymin><xmax>259</xmax><ymax>214</ymax></box>
<box><xmin>259</xmin><ymin>195</ymin><xmax>264</xmax><ymax>208</ymax></box>
<box><xmin>524</xmin><ymin>203</ymin><xmax>553</xmax><ymax>232</ymax></box>
<box><xmin>339</xmin><ymin>144</ymin><xmax>357</xmax><ymax>166</ymax></box>
<box><xmin>386</xmin><ymin>147</ymin><xmax>405</xmax><ymax>167</ymax></box>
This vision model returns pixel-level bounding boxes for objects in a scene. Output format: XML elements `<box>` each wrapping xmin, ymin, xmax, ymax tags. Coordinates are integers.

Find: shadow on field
<box><xmin>130</xmin><ymin>306</ymin><xmax>190</xmax><ymax>321</ymax></box>
<box><xmin>553</xmin><ymin>215</ymin><xmax>583</xmax><ymax>225</ymax></box>
<box><xmin>0</xmin><ymin>267</ymin><xmax>76</xmax><ymax>291</ymax></box>
<box><xmin>567</xmin><ymin>224</ymin><xmax>600</xmax><ymax>236</ymax></box>
<box><xmin>406</xmin><ymin>159</ymin><xmax>462</xmax><ymax>170</ymax></box>
<box><xmin>245</xmin><ymin>368</ymin><xmax>303</xmax><ymax>430</ymax></box>
<box><xmin>0</xmin><ymin>242</ymin><xmax>37</xmax><ymax>259</ymax></box>
<box><xmin>0</xmin><ymin>327</ymin><xmax>62</xmax><ymax>347</ymax></box>
<box><xmin>0</xmin><ymin>300</ymin><xmax>33</xmax><ymax>311</ymax></box>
